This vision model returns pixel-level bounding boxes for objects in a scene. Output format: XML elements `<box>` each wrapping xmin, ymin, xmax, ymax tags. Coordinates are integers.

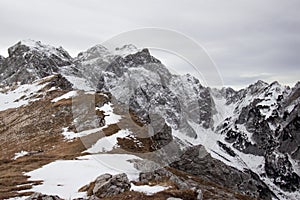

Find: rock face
<box><xmin>0</xmin><ymin>55</ymin><xmax>4</xmax><ymax>65</ymax></box>
<box><xmin>95</xmin><ymin>49</ymin><xmax>215</xmax><ymax>140</ymax></box>
<box><xmin>129</xmin><ymin>84</ymin><xmax>181</xmax><ymax>128</ymax></box>
<box><xmin>170</xmin><ymin>145</ymin><xmax>274</xmax><ymax>200</ymax></box>
<box><xmin>88</xmin><ymin>173</ymin><xmax>131</xmax><ymax>198</ymax></box>
<box><xmin>265</xmin><ymin>151</ymin><xmax>300</xmax><ymax>192</ymax></box>
<box><xmin>169</xmin><ymin>74</ymin><xmax>215</xmax><ymax>129</ymax></box>
<box><xmin>74</xmin><ymin>44</ymin><xmax>139</xmax><ymax>88</ymax></box>
<box><xmin>96</xmin><ymin>48</ymin><xmax>172</xmax><ymax>102</ymax></box>
<box><xmin>279</xmin><ymin>82</ymin><xmax>300</xmax><ymax>159</ymax></box>
<box><xmin>42</xmin><ymin>74</ymin><xmax>73</xmax><ymax>91</ymax></box>
<box><xmin>215</xmin><ymin>80</ymin><xmax>300</xmax><ymax>195</ymax></box>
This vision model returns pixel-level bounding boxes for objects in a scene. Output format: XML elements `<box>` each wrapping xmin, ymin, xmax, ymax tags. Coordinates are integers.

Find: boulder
<box><xmin>25</xmin><ymin>192</ymin><xmax>63</xmax><ymax>200</ymax></box>
<box><xmin>85</xmin><ymin>173</ymin><xmax>131</xmax><ymax>198</ymax></box>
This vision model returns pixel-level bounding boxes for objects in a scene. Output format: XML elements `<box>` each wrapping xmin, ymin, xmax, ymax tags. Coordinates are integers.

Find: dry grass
<box><xmin>0</xmin><ymin>89</ymin><xmax>109</xmax><ymax>199</ymax></box>
<box><xmin>0</xmin><ymin>136</ymin><xmax>87</xmax><ymax>199</ymax></box>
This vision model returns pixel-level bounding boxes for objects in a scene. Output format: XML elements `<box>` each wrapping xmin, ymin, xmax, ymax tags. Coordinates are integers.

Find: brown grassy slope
<box><xmin>0</xmin><ymin>89</ymin><xmax>110</xmax><ymax>199</ymax></box>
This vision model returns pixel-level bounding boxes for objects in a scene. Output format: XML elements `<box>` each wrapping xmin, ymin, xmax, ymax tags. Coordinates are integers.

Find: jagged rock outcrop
<box><xmin>0</xmin><ymin>40</ymin><xmax>73</xmax><ymax>85</ymax></box>
<box><xmin>170</xmin><ymin>145</ymin><xmax>274</xmax><ymax>200</ymax></box>
<box><xmin>138</xmin><ymin>168</ymin><xmax>193</xmax><ymax>190</ymax></box>
<box><xmin>169</xmin><ymin>74</ymin><xmax>215</xmax><ymax>129</ymax></box>
<box><xmin>279</xmin><ymin>114</ymin><xmax>300</xmax><ymax>159</ymax></box>
<box><xmin>96</xmin><ymin>48</ymin><xmax>172</xmax><ymax>102</ymax></box>
<box><xmin>95</xmin><ymin>50</ymin><xmax>215</xmax><ymax>139</ymax></box>
<box><xmin>278</xmin><ymin>82</ymin><xmax>300</xmax><ymax>159</ymax></box>
<box><xmin>214</xmin><ymin>80</ymin><xmax>300</xmax><ymax>195</ymax></box>
<box><xmin>265</xmin><ymin>151</ymin><xmax>300</xmax><ymax>192</ymax></box>
<box><xmin>82</xmin><ymin>173</ymin><xmax>131</xmax><ymax>198</ymax></box>
<box><xmin>129</xmin><ymin>84</ymin><xmax>181</xmax><ymax>128</ymax></box>
<box><xmin>41</xmin><ymin>74</ymin><xmax>73</xmax><ymax>91</ymax></box>
<box><xmin>74</xmin><ymin>44</ymin><xmax>139</xmax><ymax>88</ymax></box>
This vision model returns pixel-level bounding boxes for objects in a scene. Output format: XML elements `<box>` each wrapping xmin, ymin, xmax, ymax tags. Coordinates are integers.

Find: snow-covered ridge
<box><xmin>76</xmin><ymin>44</ymin><xmax>139</xmax><ymax>62</ymax></box>
<box><xmin>9</xmin><ymin>39</ymin><xmax>71</xmax><ymax>60</ymax></box>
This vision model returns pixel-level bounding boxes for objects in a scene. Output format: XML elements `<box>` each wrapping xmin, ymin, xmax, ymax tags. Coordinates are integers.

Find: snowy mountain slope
<box><xmin>212</xmin><ymin>81</ymin><xmax>300</xmax><ymax>198</ymax></box>
<box><xmin>81</xmin><ymin>43</ymin><xmax>300</xmax><ymax>198</ymax></box>
<box><xmin>71</xmin><ymin>44</ymin><xmax>140</xmax><ymax>89</ymax></box>
<box><xmin>0</xmin><ymin>40</ymin><xmax>299</xmax><ymax>200</ymax></box>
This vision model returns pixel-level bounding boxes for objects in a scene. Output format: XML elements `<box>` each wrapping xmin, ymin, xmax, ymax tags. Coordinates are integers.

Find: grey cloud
<box><xmin>0</xmin><ymin>0</ymin><xmax>299</xmax><ymax>88</ymax></box>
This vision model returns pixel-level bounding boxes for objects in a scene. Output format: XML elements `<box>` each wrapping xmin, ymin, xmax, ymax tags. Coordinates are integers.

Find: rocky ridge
<box><xmin>0</xmin><ymin>40</ymin><xmax>299</xmax><ymax>199</ymax></box>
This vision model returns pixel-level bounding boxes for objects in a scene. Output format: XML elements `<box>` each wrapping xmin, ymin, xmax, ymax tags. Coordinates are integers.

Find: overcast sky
<box><xmin>0</xmin><ymin>0</ymin><xmax>299</xmax><ymax>89</ymax></box>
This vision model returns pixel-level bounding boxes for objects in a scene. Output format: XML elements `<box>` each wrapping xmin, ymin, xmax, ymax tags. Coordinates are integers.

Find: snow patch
<box><xmin>0</xmin><ymin>81</ymin><xmax>47</xmax><ymax>111</ymax></box>
<box><xmin>7</xmin><ymin>197</ymin><xmax>28</xmax><ymax>200</ymax></box>
<box><xmin>22</xmin><ymin>154</ymin><xmax>141</xmax><ymax>199</ymax></box>
<box><xmin>61</xmin><ymin>103</ymin><xmax>121</xmax><ymax>140</ymax></box>
<box><xmin>19</xmin><ymin>39</ymin><xmax>70</xmax><ymax>61</ymax></box>
<box><xmin>286</xmin><ymin>104</ymin><xmax>296</xmax><ymax>114</ymax></box>
<box><xmin>86</xmin><ymin>129</ymin><xmax>131</xmax><ymax>153</ymax></box>
<box><xmin>131</xmin><ymin>183</ymin><xmax>169</xmax><ymax>195</ymax></box>
<box><xmin>211</xmin><ymin>94</ymin><xmax>236</xmax><ymax>128</ymax></box>
<box><xmin>51</xmin><ymin>91</ymin><xmax>78</xmax><ymax>102</ymax></box>
<box><xmin>13</xmin><ymin>151</ymin><xmax>29</xmax><ymax>160</ymax></box>
<box><xmin>61</xmin><ymin>127</ymin><xmax>103</xmax><ymax>140</ymax></box>
<box><xmin>63</xmin><ymin>75</ymin><xmax>94</xmax><ymax>91</ymax></box>
<box><xmin>97</xmin><ymin>103</ymin><xmax>122</xmax><ymax>125</ymax></box>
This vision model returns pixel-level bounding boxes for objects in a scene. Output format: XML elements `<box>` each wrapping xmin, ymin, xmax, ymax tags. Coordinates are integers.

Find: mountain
<box><xmin>0</xmin><ymin>40</ymin><xmax>73</xmax><ymax>85</ymax></box>
<box><xmin>0</xmin><ymin>40</ymin><xmax>299</xmax><ymax>200</ymax></box>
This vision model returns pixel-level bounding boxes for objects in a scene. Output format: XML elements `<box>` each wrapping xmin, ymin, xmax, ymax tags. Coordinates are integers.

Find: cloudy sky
<box><xmin>0</xmin><ymin>0</ymin><xmax>299</xmax><ymax>89</ymax></box>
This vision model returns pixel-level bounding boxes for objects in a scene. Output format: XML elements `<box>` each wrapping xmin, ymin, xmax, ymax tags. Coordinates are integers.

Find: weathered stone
<box><xmin>25</xmin><ymin>192</ymin><xmax>63</xmax><ymax>200</ymax></box>
<box><xmin>89</xmin><ymin>173</ymin><xmax>131</xmax><ymax>198</ymax></box>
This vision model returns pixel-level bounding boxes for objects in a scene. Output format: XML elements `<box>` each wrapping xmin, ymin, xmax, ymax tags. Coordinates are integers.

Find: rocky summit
<box><xmin>0</xmin><ymin>40</ymin><xmax>299</xmax><ymax>200</ymax></box>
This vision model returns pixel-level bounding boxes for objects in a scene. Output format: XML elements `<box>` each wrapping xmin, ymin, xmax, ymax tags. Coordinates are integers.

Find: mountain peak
<box><xmin>123</xmin><ymin>48</ymin><xmax>161</xmax><ymax>66</ymax></box>
<box><xmin>245</xmin><ymin>79</ymin><xmax>269</xmax><ymax>93</ymax></box>
<box><xmin>114</xmin><ymin>44</ymin><xmax>138</xmax><ymax>56</ymax></box>
<box><xmin>254</xmin><ymin>80</ymin><xmax>268</xmax><ymax>87</ymax></box>
<box><xmin>269</xmin><ymin>80</ymin><xmax>280</xmax><ymax>87</ymax></box>
<box><xmin>8</xmin><ymin>39</ymin><xmax>71</xmax><ymax>59</ymax></box>
<box><xmin>1</xmin><ymin>40</ymin><xmax>73</xmax><ymax>85</ymax></box>
<box><xmin>76</xmin><ymin>44</ymin><xmax>110</xmax><ymax>61</ymax></box>
<box><xmin>77</xmin><ymin>44</ymin><xmax>139</xmax><ymax>61</ymax></box>
<box><xmin>115</xmin><ymin>44</ymin><xmax>137</xmax><ymax>50</ymax></box>
<box><xmin>20</xmin><ymin>39</ymin><xmax>43</xmax><ymax>47</ymax></box>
